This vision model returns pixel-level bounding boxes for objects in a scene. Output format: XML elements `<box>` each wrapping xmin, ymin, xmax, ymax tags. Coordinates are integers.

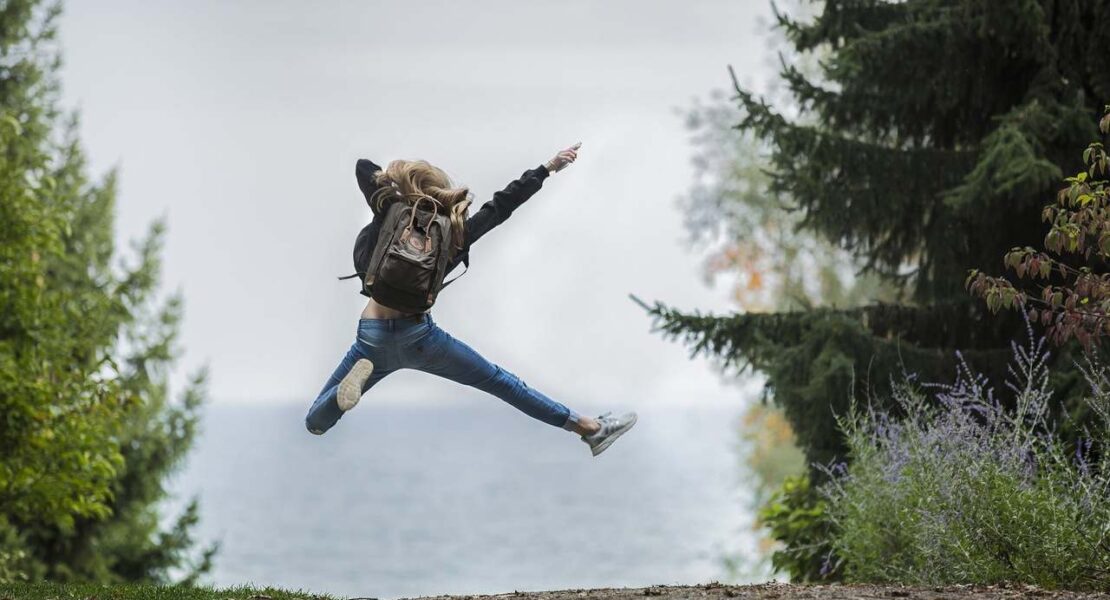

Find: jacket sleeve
<box><xmin>355</xmin><ymin>159</ymin><xmax>386</xmax><ymax>214</ymax></box>
<box><xmin>463</xmin><ymin>163</ymin><xmax>550</xmax><ymax>250</ymax></box>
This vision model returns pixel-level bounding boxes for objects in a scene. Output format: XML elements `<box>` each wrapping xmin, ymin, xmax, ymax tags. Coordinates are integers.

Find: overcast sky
<box><xmin>57</xmin><ymin>0</ymin><xmax>776</xmax><ymax>411</ymax></box>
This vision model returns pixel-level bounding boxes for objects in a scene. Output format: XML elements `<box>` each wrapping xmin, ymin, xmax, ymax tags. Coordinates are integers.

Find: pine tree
<box><xmin>0</xmin><ymin>1</ymin><xmax>213</xmax><ymax>582</ymax></box>
<box><xmin>645</xmin><ymin>0</ymin><xmax>1110</xmax><ymax>474</ymax></box>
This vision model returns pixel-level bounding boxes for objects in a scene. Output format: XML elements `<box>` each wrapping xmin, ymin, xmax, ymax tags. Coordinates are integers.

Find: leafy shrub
<box><xmin>0</xmin><ymin>518</ymin><xmax>29</xmax><ymax>584</ymax></box>
<box><xmin>822</xmin><ymin>323</ymin><xmax>1110</xmax><ymax>589</ymax></box>
<box><xmin>757</xmin><ymin>474</ymin><xmax>838</xmax><ymax>582</ymax></box>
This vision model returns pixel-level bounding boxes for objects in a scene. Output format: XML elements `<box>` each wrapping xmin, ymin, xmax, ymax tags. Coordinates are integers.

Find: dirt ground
<box><xmin>396</xmin><ymin>582</ymin><xmax>1110</xmax><ymax>600</ymax></box>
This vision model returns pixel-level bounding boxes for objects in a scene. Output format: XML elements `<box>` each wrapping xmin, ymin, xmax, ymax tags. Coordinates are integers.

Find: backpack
<box><xmin>343</xmin><ymin>197</ymin><xmax>466</xmax><ymax>313</ymax></box>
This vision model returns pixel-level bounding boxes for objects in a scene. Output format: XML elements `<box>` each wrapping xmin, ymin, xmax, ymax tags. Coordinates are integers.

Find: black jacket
<box><xmin>353</xmin><ymin>158</ymin><xmax>551</xmax><ymax>297</ymax></box>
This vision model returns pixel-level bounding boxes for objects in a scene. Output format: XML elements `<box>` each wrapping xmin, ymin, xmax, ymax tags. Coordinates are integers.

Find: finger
<box><xmin>571</xmin><ymin>142</ymin><xmax>582</xmax><ymax>150</ymax></box>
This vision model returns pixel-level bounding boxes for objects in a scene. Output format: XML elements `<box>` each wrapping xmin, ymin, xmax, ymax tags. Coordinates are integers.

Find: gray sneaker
<box><xmin>337</xmin><ymin>358</ymin><xmax>374</xmax><ymax>412</ymax></box>
<box><xmin>582</xmin><ymin>411</ymin><xmax>638</xmax><ymax>456</ymax></box>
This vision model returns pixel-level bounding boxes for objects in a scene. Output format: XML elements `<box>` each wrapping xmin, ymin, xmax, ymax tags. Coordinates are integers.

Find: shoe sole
<box><xmin>337</xmin><ymin>358</ymin><xmax>374</xmax><ymax>412</ymax></box>
<box><xmin>591</xmin><ymin>413</ymin><xmax>638</xmax><ymax>457</ymax></box>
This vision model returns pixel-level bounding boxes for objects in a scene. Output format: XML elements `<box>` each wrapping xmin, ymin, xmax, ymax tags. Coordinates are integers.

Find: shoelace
<box><xmin>583</xmin><ymin>412</ymin><xmax>615</xmax><ymax>441</ymax></box>
<box><xmin>595</xmin><ymin>412</ymin><xmax>616</xmax><ymax>435</ymax></box>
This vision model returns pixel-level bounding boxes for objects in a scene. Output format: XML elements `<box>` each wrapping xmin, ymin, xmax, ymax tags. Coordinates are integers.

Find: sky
<box><xmin>57</xmin><ymin>0</ymin><xmax>777</xmax><ymax>410</ymax></box>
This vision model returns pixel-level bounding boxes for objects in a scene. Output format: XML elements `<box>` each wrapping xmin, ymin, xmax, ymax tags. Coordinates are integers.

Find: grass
<box><xmin>0</xmin><ymin>583</ymin><xmax>339</xmax><ymax>600</ymax></box>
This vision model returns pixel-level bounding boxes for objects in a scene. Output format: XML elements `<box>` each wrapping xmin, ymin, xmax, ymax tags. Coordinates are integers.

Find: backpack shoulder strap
<box><xmin>441</xmin><ymin>252</ymin><xmax>469</xmax><ymax>288</ymax></box>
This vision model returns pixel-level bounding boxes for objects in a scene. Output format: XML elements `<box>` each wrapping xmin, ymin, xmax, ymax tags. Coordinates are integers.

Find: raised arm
<box><xmin>355</xmin><ymin>158</ymin><xmax>386</xmax><ymax>214</ymax></box>
<box><xmin>462</xmin><ymin>143</ymin><xmax>581</xmax><ymax>250</ymax></box>
<box><xmin>462</xmin><ymin>164</ymin><xmax>549</xmax><ymax>248</ymax></box>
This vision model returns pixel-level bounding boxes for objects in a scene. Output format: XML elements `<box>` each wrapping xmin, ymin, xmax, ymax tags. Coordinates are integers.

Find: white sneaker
<box><xmin>582</xmin><ymin>411</ymin><xmax>638</xmax><ymax>457</ymax></box>
<box><xmin>337</xmin><ymin>358</ymin><xmax>374</xmax><ymax>412</ymax></box>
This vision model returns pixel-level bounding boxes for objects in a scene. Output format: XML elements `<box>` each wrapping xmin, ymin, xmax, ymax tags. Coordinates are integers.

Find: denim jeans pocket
<box><xmin>357</xmin><ymin>321</ymin><xmax>392</xmax><ymax>350</ymax></box>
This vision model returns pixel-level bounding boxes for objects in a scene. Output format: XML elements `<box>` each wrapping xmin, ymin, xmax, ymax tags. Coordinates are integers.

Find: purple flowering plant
<box><xmin>820</xmin><ymin>318</ymin><xmax>1110</xmax><ymax>589</ymax></box>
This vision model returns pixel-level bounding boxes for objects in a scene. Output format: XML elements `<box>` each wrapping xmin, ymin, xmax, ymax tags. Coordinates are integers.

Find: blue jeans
<box><xmin>305</xmin><ymin>312</ymin><xmax>582</xmax><ymax>435</ymax></box>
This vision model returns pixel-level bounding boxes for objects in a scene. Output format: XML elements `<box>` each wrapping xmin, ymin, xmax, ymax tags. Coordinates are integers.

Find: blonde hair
<box><xmin>370</xmin><ymin>159</ymin><xmax>472</xmax><ymax>250</ymax></box>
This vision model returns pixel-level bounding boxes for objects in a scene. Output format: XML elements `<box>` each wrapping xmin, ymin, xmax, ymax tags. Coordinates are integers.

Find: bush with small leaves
<box><xmin>968</xmin><ymin>108</ymin><xmax>1110</xmax><ymax>347</ymax></box>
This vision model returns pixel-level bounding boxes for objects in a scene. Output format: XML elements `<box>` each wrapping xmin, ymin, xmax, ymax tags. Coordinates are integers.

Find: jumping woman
<box><xmin>305</xmin><ymin>143</ymin><xmax>638</xmax><ymax>457</ymax></box>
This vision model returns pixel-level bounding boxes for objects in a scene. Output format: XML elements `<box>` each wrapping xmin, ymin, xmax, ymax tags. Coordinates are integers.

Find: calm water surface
<box><xmin>171</xmin><ymin>400</ymin><xmax>753</xmax><ymax>599</ymax></box>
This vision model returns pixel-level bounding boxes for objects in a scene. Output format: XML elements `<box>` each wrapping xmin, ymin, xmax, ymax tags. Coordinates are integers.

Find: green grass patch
<box><xmin>0</xmin><ymin>583</ymin><xmax>339</xmax><ymax>600</ymax></box>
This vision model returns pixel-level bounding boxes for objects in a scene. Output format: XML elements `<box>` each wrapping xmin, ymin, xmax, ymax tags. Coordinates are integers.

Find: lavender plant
<box><xmin>821</xmin><ymin>320</ymin><xmax>1110</xmax><ymax>589</ymax></box>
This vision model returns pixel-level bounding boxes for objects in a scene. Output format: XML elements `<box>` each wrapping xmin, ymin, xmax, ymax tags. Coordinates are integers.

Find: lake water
<box><xmin>171</xmin><ymin>399</ymin><xmax>755</xmax><ymax>599</ymax></box>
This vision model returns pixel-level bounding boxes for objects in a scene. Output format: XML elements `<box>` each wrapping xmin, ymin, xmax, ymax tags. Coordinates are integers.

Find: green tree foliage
<box><xmin>648</xmin><ymin>0</ymin><xmax>1110</xmax><ymax>471</ymax></box>
<box><xmin>680</xmin><ymin>3</ymin><xmax>889</xmax><ymax>579</ymax></box>
<box><xmin>0</xmin><ymin>1</ymin><xmax>213</xmax><ymax>583</ymax></box>
<box><xmin>680</xmin><ymin>2</ymin><xmax>891</xmax><ymax>313</ymax></box>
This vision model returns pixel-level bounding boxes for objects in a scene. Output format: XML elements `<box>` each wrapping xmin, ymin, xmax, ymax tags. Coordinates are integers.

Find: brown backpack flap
<box><xmin>366</xmin><ymin>197</ymin><xmax>457</xmax><ymax>312</ymax></box>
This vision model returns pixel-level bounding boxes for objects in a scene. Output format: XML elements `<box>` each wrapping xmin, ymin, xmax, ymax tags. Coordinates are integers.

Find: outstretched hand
<box><xmin>545</xmin><ymin>142</ymin><xmax>581</xmax><ymax>174</ymax></box>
